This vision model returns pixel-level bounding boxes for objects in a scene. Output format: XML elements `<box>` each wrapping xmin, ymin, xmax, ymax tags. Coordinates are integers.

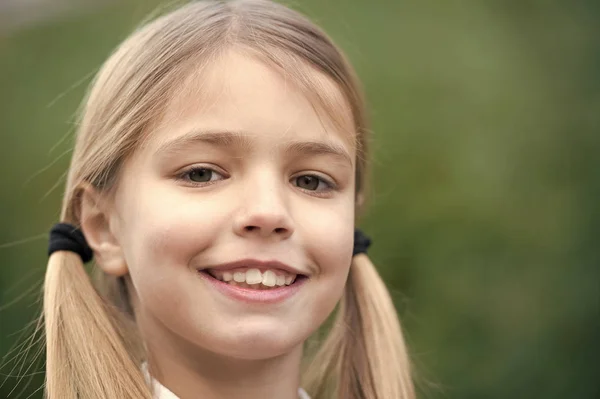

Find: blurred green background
<box><xmin>1</xmin><ymin>1</ymin><xmax>599</xmax><ymax>398</ymax></box>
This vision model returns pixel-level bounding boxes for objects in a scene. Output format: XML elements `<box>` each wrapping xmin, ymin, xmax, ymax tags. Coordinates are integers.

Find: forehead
<box><xmin>149</xmin><ymin>48</ymin><xmax>356</xmax><ymax>153</ymax></box>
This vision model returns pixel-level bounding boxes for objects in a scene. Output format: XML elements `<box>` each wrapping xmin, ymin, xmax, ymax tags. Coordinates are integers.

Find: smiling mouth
<box><xmin>199</xmin><ymin>268</ymin><xmax>307</xmax><ymax>290</ymax></box>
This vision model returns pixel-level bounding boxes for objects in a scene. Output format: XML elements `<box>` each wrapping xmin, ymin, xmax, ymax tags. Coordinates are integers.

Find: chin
<box><xmin>208</xmin><ymin>322</ymin><xmax>306</xmax><ymax>360</ymax></box>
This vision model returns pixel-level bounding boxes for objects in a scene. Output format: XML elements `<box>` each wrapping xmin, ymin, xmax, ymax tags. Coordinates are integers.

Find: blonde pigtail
<box><xmin>304</xmin><ymin>254</ymin><xmax>415</xmax><ymax>399</ymax></box>
<box><xmin>44</xmin><ymin>250</ymin><xmax>152</xmax><ymax>399</ymax></box>
<box><xmin>347</xmin><ymin>254</ymin><xmax>415</xmax><ymax>399</ymax></box>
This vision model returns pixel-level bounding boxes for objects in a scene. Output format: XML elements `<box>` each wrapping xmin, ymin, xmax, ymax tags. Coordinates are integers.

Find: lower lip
<box><xmin>198</xmin><ymin>271</ymin><xmax>307</xmax><ymax>304</ymax></box>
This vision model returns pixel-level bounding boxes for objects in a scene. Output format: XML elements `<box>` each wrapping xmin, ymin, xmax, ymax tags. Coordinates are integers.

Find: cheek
<box><xmin>116</xmin><ymin>181</ymin><xmax>232</xmax><ymax>284</ymax></box>
<box><xmin>299</xmin><ymin>196</ymin><xmax>355</xmax><ymax>274</ymax></box>
<box><xmin>298</xmin><ymin>196</ymin><xmax>354</xmax><ymax>322</ymax></box>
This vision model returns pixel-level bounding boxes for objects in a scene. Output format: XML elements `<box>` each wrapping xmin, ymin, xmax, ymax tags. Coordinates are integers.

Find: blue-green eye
<box><xmin>293</xmin><ymin>174</ymin><xmax>332</xmax><ymax>192</ymax></box>
<box><xmin>188</xmin><ymin>168</ymin><xmax>213</xmax><ymax>182</ymax></box>
<box><xmin>181</xmin><ymin>167</ymin><xmax>226</xmax><ymax>184</ymax></box>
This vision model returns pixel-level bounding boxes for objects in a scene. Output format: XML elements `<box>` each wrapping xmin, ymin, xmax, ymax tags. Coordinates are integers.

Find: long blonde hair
<box><xmin>43</xmin><ymin>1</ymin><xmax>415</xmax><ymax>398</ymax></box>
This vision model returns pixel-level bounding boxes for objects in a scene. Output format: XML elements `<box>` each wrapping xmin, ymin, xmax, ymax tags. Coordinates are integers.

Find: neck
<box><xmin>144</xmin><ymin>327</ymin><xmax>304</xmax><ymax>399</ymax></box>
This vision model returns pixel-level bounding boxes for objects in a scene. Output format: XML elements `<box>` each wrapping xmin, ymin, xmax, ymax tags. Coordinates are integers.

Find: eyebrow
<box><xmin>155</xmin><ymin>129</ymin><xmax>353</xmax><ymax>166</ymax></box>
<box><xmin>155</xmin><ymin>129</ymin><xmax>253</xmax><ymax>156</ymax></box>
<box><xmin>282</xmin><ymin>140</ymin><xmax>353</xmax><ymax>166</ymax></box>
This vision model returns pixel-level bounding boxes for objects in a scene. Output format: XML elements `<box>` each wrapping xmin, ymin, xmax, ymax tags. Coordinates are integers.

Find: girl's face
<box><xmin>109</xmin><ymin>49</ymin><xmax>356</xmax><ymax>360</ymax></box>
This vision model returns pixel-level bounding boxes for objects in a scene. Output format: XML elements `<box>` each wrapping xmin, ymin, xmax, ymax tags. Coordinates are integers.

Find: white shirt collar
<box><xmin>142</xmin><ymin>363</ymin><xmax>311</xmax><ymax>399</ymax></box>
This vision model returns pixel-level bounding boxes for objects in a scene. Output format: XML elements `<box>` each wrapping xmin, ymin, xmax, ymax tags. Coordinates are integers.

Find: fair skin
<box><xmin>80</xmin><ymin>49</ymin><xmax>356</xmax><ymax>399</ymax></box>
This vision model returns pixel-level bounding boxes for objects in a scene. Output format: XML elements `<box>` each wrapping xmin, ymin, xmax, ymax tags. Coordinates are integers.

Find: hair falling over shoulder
<box><xmin>44</xmin><ymin>251</ymin><xmax>153</xmax><ymax>399</ymax></box>
<box><xmin>302</xmin><ymin>255</ymin><xmax>415</xmax><ymax>399</ymax></box>
<box><xmin>42</xmin><ymin>1</ymin><xmax>415</xmax><ymax>398</ymax></box>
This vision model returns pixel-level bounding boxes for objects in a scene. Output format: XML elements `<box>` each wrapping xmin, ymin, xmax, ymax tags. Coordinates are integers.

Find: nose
<box><xmin>232</xmin><ymin>176</ymin><xmax>294</xmax><ymax>240</ymax></box>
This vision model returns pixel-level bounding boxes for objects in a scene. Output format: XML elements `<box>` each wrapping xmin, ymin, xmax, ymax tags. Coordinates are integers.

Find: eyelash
<box><xmin>176</xmin><ymin>165</ymin><xmax>228</xmax><ymax>187</ymax></box>
<box><xmin>291</xmin><ymin>173</ymin><xmax>336</xmax><ymax>197</ymax></box>
<box><xmin>176</xmin><ymin>166</ymin><xmax>337</xmax><ymax>196</ymax></box>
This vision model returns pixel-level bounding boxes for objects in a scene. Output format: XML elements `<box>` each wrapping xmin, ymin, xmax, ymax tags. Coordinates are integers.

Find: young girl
<box><xmin>44</xmin><ymin>1</ymin><xmax>414</xmax><ymax>398</ymax></box>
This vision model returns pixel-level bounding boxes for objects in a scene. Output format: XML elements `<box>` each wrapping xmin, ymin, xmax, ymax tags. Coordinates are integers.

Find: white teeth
<box><xmin>262</xmin><ymin>270</ymin><xmax>276</xmax><ymax>287</ymax></box>
<box><xmin>276</xmin><ymin>275</ymin><xmax>285</xmax><ymax>286</ymax></box>
<box><xmin>233</xmin><ymin>272</ymin><xmax>245</xmax><ymax>282</ymax></box>
<box><xmin>245</xmin><ymin>268</ymin><xmax>263</xmax><ymax>285</ymax></box>
<box><xmin>210</xmin><ymin>268</ymin><xmax>299</xmax><ymax>289</ymax></box>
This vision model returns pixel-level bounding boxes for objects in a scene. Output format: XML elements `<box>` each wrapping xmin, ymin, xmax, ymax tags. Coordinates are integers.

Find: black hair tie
<box><xmin>48</xmin><ymin>223</ymin><xmax>93</xmax><ymax>263</ymax></box>
<box><xmin>353</xmin><ymin>229</ymin><xmax>372</xmax><ymax>256</ymax></box>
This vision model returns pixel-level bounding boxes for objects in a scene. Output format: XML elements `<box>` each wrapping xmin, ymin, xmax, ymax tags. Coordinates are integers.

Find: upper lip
<box><xmin>199</xmin><ymin>258</ymin><xmax>306</xmax><ymax>276</ymax></box>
